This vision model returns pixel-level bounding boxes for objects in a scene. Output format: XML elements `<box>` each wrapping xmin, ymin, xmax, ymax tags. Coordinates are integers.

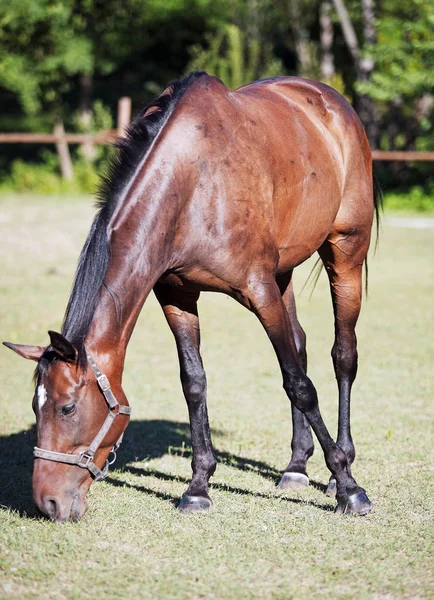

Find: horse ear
<box><xmin>3</xmin><ymin>341</ymin><xmax>47</xmax><ymax>361</ymax></box>
<box><xmin>48</xmin><ymin>331</ymin><xmax>77</xmax><ymax>362</ymax></box>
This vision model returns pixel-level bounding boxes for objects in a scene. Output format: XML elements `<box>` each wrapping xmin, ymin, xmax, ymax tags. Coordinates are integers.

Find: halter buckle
<box><xmin>77</xmin><ymin>451</ymin><xmax>94</xmax><ymax>469</ymax></box>
<box><xmin>97</xmin><ymin>374</ymin><xmax>110</xmax><ymax>392</ymax></box>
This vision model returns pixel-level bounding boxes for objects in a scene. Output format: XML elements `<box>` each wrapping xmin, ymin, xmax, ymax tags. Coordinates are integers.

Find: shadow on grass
<box><xmin>106</xmin><ymin>467</ymin><xmax>334</xmax><ymax>512</ymax></box>
<box><xmin>0</xmin><ymin>419</ymin><xmax>332</xmax><ymax>517</ymax></box>
<box><xmin>0</xmin><ymin>425</ymin><xmax>38</xmax><ymax>518</ymax></box>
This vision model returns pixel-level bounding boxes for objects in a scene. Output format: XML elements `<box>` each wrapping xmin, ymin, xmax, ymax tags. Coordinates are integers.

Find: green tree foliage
<box><xmin>356</xmin><ymin>0</ymin><xmax>434</xmax><ymax>103</ymax></box>
<box><xmin>0</xmin><ymin>0</ymin><xmax>93</xmax><ymax>115</ymax></box>
<box><xmin>188</xmin><ymin>24</ymin><xmax>283</xmax><ymax>89</ymax></box>
<box><xmin>0</xmin><ymin>0</ymin><xmax>432</xmax><ymax>194</ymax></box>
<box><xmin>0</xmin><ymin>0</ymin><xmax>230</xmax><ymax>121</ymax></box>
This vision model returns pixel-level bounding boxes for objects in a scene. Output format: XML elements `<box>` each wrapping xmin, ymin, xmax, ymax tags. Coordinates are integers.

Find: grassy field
<box><xmin>0</xmin><ymin>194</ymin><xmax>433</xmax><ymax>599</ymax></box>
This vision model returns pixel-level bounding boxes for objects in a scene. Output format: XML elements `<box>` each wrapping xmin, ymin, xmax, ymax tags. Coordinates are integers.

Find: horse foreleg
<box><xmin>319</xmin><ymin>233</ymin><xmax>367</xmax><ymax>499</ymax></box>
<box><xmin>247</xmin><ymin>275</ymin><xmax>371</xmax><ymax>515</ymax></box>
<box><xmin>276</xmin><ymin>278</ymin><xmax>314</xmax><ymax>491</ymax></box>
<box><xmin>154</xmin><ymin>283</ymin><xmax>216</xmax><ymax>512</ymax></box>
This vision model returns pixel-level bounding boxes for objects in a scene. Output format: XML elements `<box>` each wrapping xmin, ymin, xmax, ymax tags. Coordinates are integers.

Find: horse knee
<box><xmin>181</xmin><ymin>363</ymin><xmax>207</xmax><ymax>404</ymax></box>
<box><xmin>283</xmin><ymin>373</ymin><xmax>317</xmax><ymax>413</ymax></box>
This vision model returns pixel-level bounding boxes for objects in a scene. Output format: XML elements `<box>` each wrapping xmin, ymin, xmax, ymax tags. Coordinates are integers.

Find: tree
<box><xmin>0</xmin><ymin>0</ymin><xmax>93</xmax><ymax>117</ymax></box>
<box><xmin>331</xmin><ymin>0</ymin><xmax>379</xmax><ymax>146</ymax></box>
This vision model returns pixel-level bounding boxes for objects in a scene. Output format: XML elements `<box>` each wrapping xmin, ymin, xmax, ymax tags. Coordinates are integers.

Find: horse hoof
<box><xmin>178</xmin><ymin>495</ymin><xmax>212</xmax><ymax>513</ymax></box>
<box><xmin>277</xmin><ymin>472</ymin><xmax>309</xmax><ymax>490</ymax></box>
<box><xmin>335</xmin><ymin>490</ymin><xmax>372</xmax><ymax>516</ymax></box>
<box><xmin>325</xmin><ymin>477</ymin><xmax>337</xmax><ymax>498</ymax></box>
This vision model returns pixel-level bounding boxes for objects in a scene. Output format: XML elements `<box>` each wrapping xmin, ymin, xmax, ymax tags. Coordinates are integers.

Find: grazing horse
<box><xmin>4</xmin><ymin>72</ymin><xmax>380</xmax><ymax>522</ymax></box>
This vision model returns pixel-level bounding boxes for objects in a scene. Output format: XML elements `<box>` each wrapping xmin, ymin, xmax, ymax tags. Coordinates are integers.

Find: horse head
<box><xmin>3</xmin><ymin>331</ymin><xmax>130</xmax><ymax>522</ymax></box>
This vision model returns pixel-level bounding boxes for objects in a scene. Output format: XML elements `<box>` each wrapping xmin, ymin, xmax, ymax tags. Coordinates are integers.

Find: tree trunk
<box><xmin>331</xmin><ymin>0</ymin><xmax>359</xmax><ymax>63</ymax></box>
<box><xmin>360</xmin><ymin>0</ymin><xmax>379</xmax><ymax>147</ymax></box>
<box><xmin>54</xmin><ymin>121</ymin><xmax>73</xmax><ymax>181</ymax></box>
<box><xmin>320</xmin><ymin>0</ymin><xmax>334</xmax><ymax>80</ymax></box>
<box><xmin>79</xmin><ymin>73</ymin><xmax>96</xmax><ymax>161</ymax></box>
<box><xmin>331</xmin><ymin>0</ymin><xmax>378</xmax><ymax>147</ymax></box>
<box><xmin>288</xmin><ymin>0</ymin><xmax>313</xmax><ymax>77</ymax></box>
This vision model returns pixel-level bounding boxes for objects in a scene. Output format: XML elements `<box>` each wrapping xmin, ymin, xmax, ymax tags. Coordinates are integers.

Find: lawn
<box><xmin>0</xmin><ymin>194</ymin><xmax>433</xmax><ymax>599</ymax></box>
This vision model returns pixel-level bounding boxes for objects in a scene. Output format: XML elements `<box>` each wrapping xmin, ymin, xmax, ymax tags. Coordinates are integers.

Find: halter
<box><xmin>33</xmin><ymin>351</ymin><xmax>131</xmax><ymax>482</ymax></box>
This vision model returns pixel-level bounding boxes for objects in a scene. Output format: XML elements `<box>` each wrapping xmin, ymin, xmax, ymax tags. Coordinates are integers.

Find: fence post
<box><xmin>117</xmin><ymin>97</ymin><xmax>132</xmax><ymax>137</ymax></box>
<box><xmin>53</xmin><ymin>121</ymin><xmax>73</xmax><ymax>180</ymax></box>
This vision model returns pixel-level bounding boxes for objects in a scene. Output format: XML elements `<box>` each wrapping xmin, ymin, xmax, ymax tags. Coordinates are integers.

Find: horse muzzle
<box><xmin>34</xmin><ymin>485</ymin><xmax>89</xmax><ymax>523</ymax></box>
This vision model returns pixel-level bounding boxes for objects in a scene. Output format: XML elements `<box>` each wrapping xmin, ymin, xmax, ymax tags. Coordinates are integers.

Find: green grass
<box><xmin>0</xmin><ymin>194</ymin><xmax>433</xmax><ymax>599</ymax></box>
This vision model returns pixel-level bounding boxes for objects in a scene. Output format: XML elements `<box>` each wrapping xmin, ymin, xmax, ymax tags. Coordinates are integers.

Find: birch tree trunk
<box><xmin>320</xmin><ymin>0</ymin><xmax>335</xmax><ymax>80</ymax></box>
<box><xmin>331</xmin><ymin>0</ymin><xmax>379</xmax><ymax>147</ymax></box>
<box><xmin>288</xmin><ymin>0</ymin><xmax>314</xmax><ymax>77</ymax></box>
<box><xmin>79</xmin><ymin>73</ymin><xmax>96</xmax><ymax>161</ymax></box>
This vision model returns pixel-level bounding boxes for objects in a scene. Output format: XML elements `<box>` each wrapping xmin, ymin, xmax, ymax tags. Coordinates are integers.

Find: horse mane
<box><xmin>61</xmin><ymin>71</ymin><xmax>207</xmax><ymax>365</ymax></box>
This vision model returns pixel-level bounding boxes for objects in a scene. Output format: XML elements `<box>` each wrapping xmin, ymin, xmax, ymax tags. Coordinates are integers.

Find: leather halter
<box><xmin>33</xmin><ymin>351</ymin><xmax>131</xmax><ymax>482</ymax></box>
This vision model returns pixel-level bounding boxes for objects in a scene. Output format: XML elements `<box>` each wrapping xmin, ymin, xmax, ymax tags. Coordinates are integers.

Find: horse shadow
<box><xmin>0</xmin><ymin>419</ymin><xmax>331</xmax><ymax>518</ymax></box>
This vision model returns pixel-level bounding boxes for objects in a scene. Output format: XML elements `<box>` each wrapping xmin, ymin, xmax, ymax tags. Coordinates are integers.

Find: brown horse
<box><xmin>4</xmin><ymin>72</ymin><xmax>381</xmax><ymax>522</ymax></box>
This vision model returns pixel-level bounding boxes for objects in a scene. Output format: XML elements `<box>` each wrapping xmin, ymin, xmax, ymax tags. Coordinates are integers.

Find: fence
<box><xmin>0</xmin><ymin>98</ymin><xmax>131</xmax><ymax>179</ymax></box>
<box><xmin>0</xmin><ymin>96</ymin><xmax>433</xmax><ymax>179</ymax></box>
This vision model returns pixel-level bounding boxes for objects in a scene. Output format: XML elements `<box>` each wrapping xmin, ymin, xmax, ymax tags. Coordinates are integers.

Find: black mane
<box><xmin>61</xmin><ymin>71</ymin><xmax>207</xmax><ymax>365</ymax></box>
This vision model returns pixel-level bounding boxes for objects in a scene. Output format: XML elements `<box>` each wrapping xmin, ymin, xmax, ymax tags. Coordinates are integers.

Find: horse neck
<box><xmin>85</xmin><ymin>157</ymin><xmax>183</xmax><ymax>378</ymax></box>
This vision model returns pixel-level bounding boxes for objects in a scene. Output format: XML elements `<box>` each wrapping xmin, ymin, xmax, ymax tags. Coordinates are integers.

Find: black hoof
<box><xmin>325</xmin><ymin>477</ymin><xmax>337</xmax><ymax>498</ymax></box>
<box><xmin>277</xmin><ymin>472</ymin><xmax>309</xmax><ymax>490</ymax></box>
<box><xmin>335</xmin><ymin>490</ymin><xmax>372</xmax><ymax>516</ymax></box>
<box><xmin>178</xmin><ymin>495</ymin><xmax>212</xmax><ymax>513</ymax></box>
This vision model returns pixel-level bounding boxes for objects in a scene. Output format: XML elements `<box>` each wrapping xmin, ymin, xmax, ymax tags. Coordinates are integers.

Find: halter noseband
<box><xmin>33</xmin><ymin>350</ymin><xmax>131</xmax><ymax>482</ymax></box>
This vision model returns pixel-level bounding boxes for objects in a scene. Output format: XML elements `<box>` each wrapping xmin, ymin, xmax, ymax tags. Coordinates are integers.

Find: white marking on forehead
<box><xmin>37</xmin><ymin>384</ymin><xmax>47</xmax><ymax>410</ymax></box>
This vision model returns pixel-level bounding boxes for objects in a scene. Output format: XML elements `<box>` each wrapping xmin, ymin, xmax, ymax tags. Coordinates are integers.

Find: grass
<box><xmin>0</xmin><ymin>193</ymin><xmax>433</xmax><ymax>599</ymax></box>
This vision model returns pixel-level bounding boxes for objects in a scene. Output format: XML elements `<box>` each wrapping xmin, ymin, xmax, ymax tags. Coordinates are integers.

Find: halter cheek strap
<box><xmin>33</xmin><ymin>350</ymin><xmax>131</xmax><ymax>482</ymax></box>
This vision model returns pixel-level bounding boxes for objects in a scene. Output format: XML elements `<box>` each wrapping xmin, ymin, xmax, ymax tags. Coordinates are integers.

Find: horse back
<box><xmin>147</xmin><ymin>75</ymin><xmax>373</xmax><ymax>286</ymax></box>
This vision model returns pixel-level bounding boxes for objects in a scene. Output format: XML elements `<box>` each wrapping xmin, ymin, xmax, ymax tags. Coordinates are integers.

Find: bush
<box><xmin>383</xmin><ymin>186</ymin><xmax>434</xmax><ymax>212</ymax></box>
<box><xmin>0</xmin><ymin>154</ymin><xmax>102</xmax><ymax>195</ymax></box>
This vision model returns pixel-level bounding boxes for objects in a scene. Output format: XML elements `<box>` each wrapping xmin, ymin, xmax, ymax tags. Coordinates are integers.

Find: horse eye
<box><xmin>61</xmin><ymin>403</ymin><xmax>76</xmax><ymax>416</ymax></box>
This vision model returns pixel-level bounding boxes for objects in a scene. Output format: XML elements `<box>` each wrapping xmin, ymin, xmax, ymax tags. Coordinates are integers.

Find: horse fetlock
<box><xmin>325</xmin><ymin>445</ymin><xmax>349</xmax><ymax>476</ymax></box>
<box><xmin>192</xmin><ymin>454</ymin><xmax>216</xmax><ymax>478</ymax></box>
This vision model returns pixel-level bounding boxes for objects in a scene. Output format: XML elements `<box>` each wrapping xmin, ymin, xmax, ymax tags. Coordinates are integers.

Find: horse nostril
<box><xmin>43</xmin><ymin>497</ymin><xmax>61</xmax><ymax>521</ymax></box>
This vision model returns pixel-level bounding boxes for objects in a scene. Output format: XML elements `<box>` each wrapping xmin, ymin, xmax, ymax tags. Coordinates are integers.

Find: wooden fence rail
<box><xmin>0</xmin><ymin>131</ymin><xmax>117</xmax><ymax>144</ymax></box>
<box><xmin>371</xmin><ymin>151</ymin><xmax>434</xmax><ymax>162</ymax></box>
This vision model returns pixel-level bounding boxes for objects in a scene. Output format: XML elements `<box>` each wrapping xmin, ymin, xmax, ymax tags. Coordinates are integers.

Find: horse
<box><xmin>4</xmin><ymin>72</ymin><xmax>381</xmax><ymax>522</ymax></box>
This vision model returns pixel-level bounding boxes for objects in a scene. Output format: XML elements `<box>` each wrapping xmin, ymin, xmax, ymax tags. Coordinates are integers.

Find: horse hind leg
<box><xmin>276</xmin><ymin>278</ymin><xmax>314</xmax><ymax>491</ymax></box>
<box><xmin>154</xmin><ymin>283</ymin><xmax>217</xmax><ymax>512</ymax></box>
<box><xmin>318</xmin><ymin>223</ymin><xmax>370</xmax><ymax>501</ymax></box>
<box><xmin>246</xmin><ymin>273</ymin><xmax>371</xmax><ymax>515</ymax></box>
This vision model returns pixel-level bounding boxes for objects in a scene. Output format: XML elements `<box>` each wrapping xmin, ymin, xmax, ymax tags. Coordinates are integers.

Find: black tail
<box><xmin>364</xmin><ymin>172</ymin><xmax>383</xmax><ymax>295</ymax></box>
<box><xmin>373</xmin><ymin>172</ymin><xmax>383</xmax><ymax>250</ymax></box>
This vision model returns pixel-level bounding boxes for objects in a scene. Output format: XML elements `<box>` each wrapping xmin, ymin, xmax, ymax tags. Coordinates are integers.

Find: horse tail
<box><xmin>373</xmin><ymin>172</ymin><xmax>383</xmax><ymax>249</ymax></box>
<box><xmin>364</xmin><ymin>171</ymin><xmax>383</xmax><ymax>295</ymax></box>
